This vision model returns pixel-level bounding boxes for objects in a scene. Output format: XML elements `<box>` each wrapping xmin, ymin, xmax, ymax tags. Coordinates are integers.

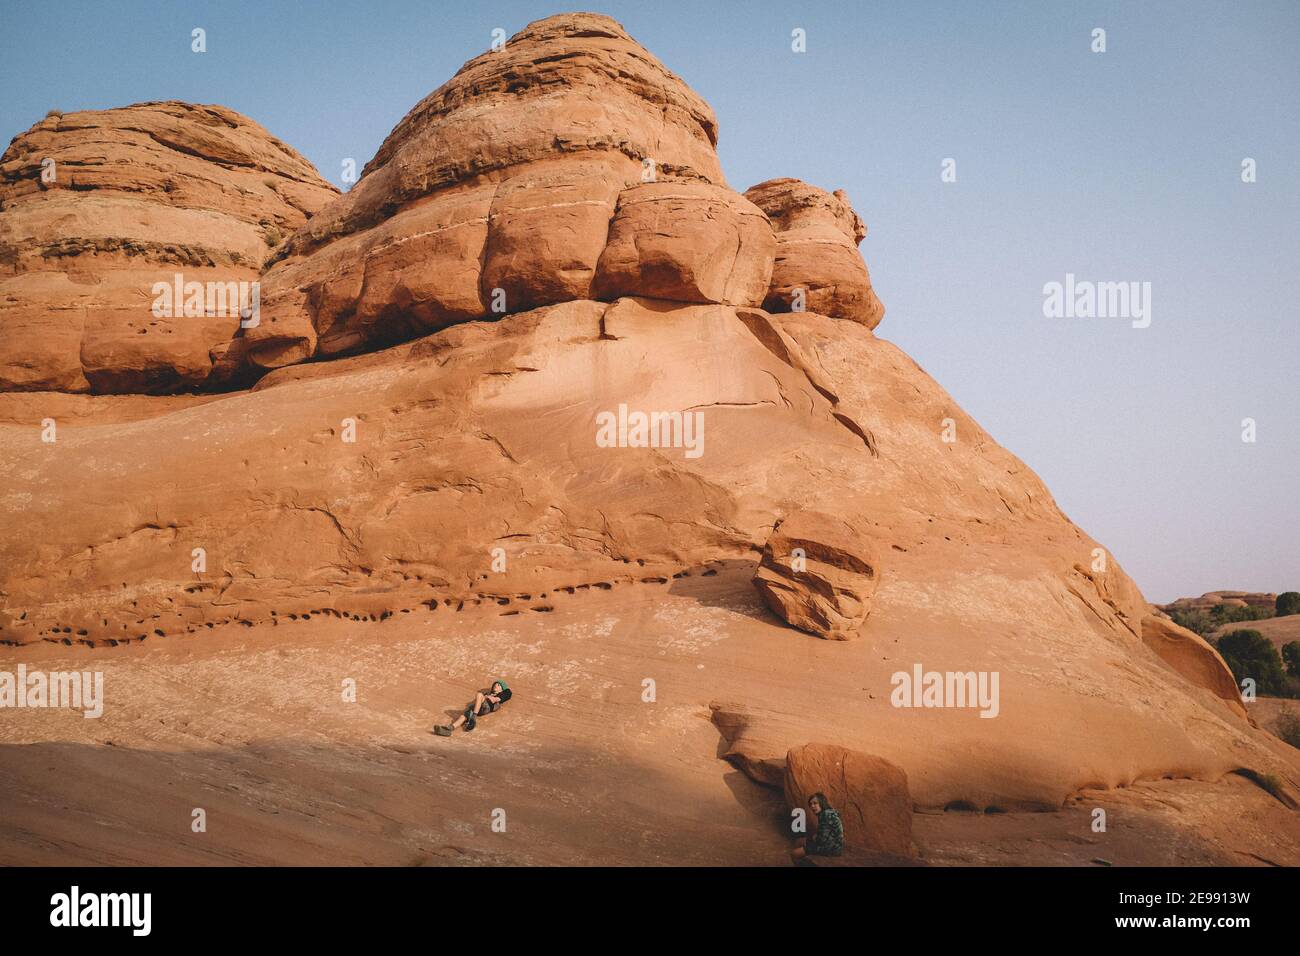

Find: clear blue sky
<box><xmin>3</xmin><ymin>1</ymin><xmax>1297</xmax><ymax>603</ymax></box>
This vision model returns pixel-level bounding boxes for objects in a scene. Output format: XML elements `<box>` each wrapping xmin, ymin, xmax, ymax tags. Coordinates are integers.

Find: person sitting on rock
<box><xmin>789</xmin><ymin>792</ymin><xmax>844</xmax><ymax>863</ymax></box>
<box><xmin>433</xmin><ymin>679</ymin><xmax>511</xmax><ymax>736</ymax></box>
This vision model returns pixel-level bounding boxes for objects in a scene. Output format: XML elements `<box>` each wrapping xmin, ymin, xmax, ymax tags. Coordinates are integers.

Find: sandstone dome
<box><xmin>0</xmin><ymin>101</ymin><xmax>339</xmax><ymax>393</ymax></box>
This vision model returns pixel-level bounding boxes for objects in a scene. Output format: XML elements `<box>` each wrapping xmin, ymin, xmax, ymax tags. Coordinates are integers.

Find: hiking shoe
<box><xmin>464</xmin><ymin>715</ymin><xmax>477</xmax><ymax>732</ymax></box>
<box><xmin>433</xmin><ymin>725</ymin><xmax>453</xmax><ymax>737</ymax></box>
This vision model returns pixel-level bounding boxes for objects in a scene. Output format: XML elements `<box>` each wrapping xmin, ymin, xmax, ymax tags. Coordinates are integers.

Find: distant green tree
<box><xmin>1276</xmin><ymin>592</ymin><xmax>1300</xmax><ymax>617</ymax></box>
<box><xmin>1283</xmin><ymin>641</ymin><xmax>1300</xmax><ymax>680</ymax></box>
<box><xmin>1215</xmin><ymin>630</ymin><xmax>1288</xmax><ymax>696</ymax></box>
<box><xmin>1169</xmin><ymin>602</ymin><xmax>1272</xmax><ymax>637</ymax></box>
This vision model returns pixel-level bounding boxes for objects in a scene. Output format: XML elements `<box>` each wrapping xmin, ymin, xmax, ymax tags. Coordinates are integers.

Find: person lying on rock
<box><xmin>789</xmin><ymin>792</ymin><xmax>844</xmax><ymax>863</ymax></box>
<box><xmin>433</xmin><ymin>680</ymin><xmax>511</xmax><ymax>736</ymax></box>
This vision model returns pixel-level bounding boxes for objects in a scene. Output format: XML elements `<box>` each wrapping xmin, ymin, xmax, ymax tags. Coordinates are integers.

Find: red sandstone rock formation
<box><xmin>753</xmin><ymin>510</ymin><xmax>881</xmax><ymax>641</ymax></box>
<box><xmin>745</xmin><ymin>177</ymin><xmax>885</xmax><ymax>328</ymax></box>
<box><xmin>0</xmin><ymin>102</ymin><xmax>338</xmax><ymax>393</ymax></box>
<box><xmin>0</xmin><ymin>13</ymin><xmax>1293</xmax><ymax>827</ymax></box>
<box><xmin>785</xmin><ymin>742</ymin><xmax>917</xmax><ymax>858</ymax></box>
<box><xmin>1160</xmin><ymin>591</ymin><xmax>1278</xmax><ymax>614</ymax></box>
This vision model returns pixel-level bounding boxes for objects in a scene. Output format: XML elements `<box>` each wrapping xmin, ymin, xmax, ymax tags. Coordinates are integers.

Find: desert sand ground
<box><xmin>3</xmin><ymin>564</ymin><xmax>1297</xmax><ymax>867</ymax></box>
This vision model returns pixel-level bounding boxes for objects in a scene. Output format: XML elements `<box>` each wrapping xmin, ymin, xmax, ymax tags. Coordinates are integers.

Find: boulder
<box><xmin>593</xmin><ymin>181</ymin><xmax>775</xmax><ymax>305</ymax></box>
<box><xmin>785</xmin><ymin>743</ymin><xmax>917</xmax><ymax>858</ymax></box>
<box><xmin>753</xmin><ymin>509</ymin><xmax>881</xmax><ymax>640</ymax></box>
<box><xmin>744</xmin><ymin>177</ymin><xmax>885</xmax><ymax>329</ymax></box>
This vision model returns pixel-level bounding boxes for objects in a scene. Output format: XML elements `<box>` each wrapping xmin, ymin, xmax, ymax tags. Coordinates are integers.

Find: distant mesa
<box><xmin>1159</xmin><ymin>592</ymin><xmax>1279</xmax><ymax>614</ymax></box>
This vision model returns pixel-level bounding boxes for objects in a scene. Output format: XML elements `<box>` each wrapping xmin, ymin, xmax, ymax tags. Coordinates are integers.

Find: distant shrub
<box><xmin>263</xmin><ymin>225</ymin><xmax>282</xmax><ymax>247</ymax></box>
<box><xmin>1258</xmin><ymin>773</ymin><xmax>1286</xmax><ymax>800</ymax></box>
<box><xmin>1169</xmin><ymin>602</ymin><xmax>1272</xmax><ymax>637</ymax></box>
<box><xmin>1214</xmin><ymin>602</ymin><xmax>1273</xmax><ymax>624</ymax></box>
<box><xmin>1276</xmin><ymin>707</ymin><xmax>1300</xmax><ymax>749</ymax></box>
<box><xmin>1167</xmin><ymin>608</ymin><xmax>1213</xmax><ymax>635</ymax></box>
<box><xmin>1277</xmin><ymin>592</ymin><xmax>1300</xmax><ymax>617</ymax></box>
<box><xmin>1215</xmin><ymin>629</ymin><xmax>1288</xmax><ymax>696</ymax></box>
<box><xmin>45</xmin><ymin>109</ymin><xmax>63</xmax><ymax>120</ymax></box>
